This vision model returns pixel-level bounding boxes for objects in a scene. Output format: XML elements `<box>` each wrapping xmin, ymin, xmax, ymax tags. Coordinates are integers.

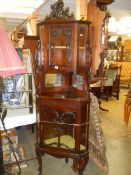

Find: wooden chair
<box><xmin>105</xmin><ymin>64</ymin><xmax>122</xmax><ymax>100</ymax></box>
<box><xmin>124</xmin><ymin>90</ymin><xmax>131</xmax><ymax>125</ymax></box>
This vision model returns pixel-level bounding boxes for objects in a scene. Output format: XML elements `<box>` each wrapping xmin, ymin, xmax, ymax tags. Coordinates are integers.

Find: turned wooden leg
<box><xmin>124</xmin><ymin>102</ymin><xmax>127</xmax><ymax>124</ymax></box>
<box><xmin>126</xmin><ymin>106</ymin><xmax>131</xmax><ymax>125</ymax></box>
<box><xmin>79</xmin><ymin>171</ymin><xmax>83</xmax><ymax>175</ymax></box>
<box><xmin>72</xmin><ymin>159</ymin><xmax>84</xmax><ymax>174</ymax></box>
<box><xmin>35</xmin><ymin>143</ymin><xmax>43</xmax><ymax>174</ymax></box>
<box><xmin>117</xmin><ymin>89</ymin><xmax>119</xmax><ymax>100</ymax></box>
<box><xmin>105</xmin><ymin>87</ymin><xmax>109</xmax><ymax>101</ymax></box>
<box><xmin>72</xmin><ymin>155</ymin><xmax>88</xmax><ymax>174</ymax></box>
<box><xmin>38</xmin><ymin>154</ymin><xmax>42</xmax><ymax>175</ymax></box>
<box><xmin>124</xmin><ymin>100</ymin><xmax>131</xmax><ymax>125</ymax></box>
<box><xmin>65</xmin><ymin>158</ymin><xmax>68</xmax><ymax>163</ymax></box>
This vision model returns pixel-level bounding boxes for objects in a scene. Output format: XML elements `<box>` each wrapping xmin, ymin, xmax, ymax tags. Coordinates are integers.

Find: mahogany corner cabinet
<box><xmin>33</xmin><ymin>18</ymin><xmax>92</xmax><ymax>175</ymax></box>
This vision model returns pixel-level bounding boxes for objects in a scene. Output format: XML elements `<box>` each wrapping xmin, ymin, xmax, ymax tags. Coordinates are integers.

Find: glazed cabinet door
<box><xmin>44</xmin><ymin>23</ymin><xmax>76</xmax><ymax>73</ymax></box>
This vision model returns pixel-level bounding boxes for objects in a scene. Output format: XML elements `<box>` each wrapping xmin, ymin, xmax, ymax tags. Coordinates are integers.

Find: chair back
<box><xmin>105</xmin><ymin>64</ymin><xmax>122</xmax><ymax>82</ymax></box>
<box><xmin>105</xmin><ymin>69</ymin><xmax>117</xmax><ymax>81</ymax></box>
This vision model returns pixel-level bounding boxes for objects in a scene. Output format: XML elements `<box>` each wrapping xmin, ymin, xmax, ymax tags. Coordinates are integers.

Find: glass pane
<box><xmin>45</xmin><ymin>74</ymin><xmax>62</xmax><ymax>87</ymax></box>
<box><xmin>78</xmin><ymin>24</ymin><xmax>88</xmax><ymax>67</ymax></box>
<box><xmin>73</xmin><ymin>75</ymin><xmax>83</xmax><ymax>88</ymax></box>
<box><xmin>48</xmin><ymin>26</ymin><xmax>72</xmax><ymax>66</ymax></box>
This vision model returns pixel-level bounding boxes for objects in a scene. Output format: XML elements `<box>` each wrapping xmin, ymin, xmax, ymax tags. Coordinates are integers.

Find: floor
<box><xmin>106</xmin><ymin>136</ymin><xmax>131</xmax><ymax>175</ymax></box>
<box><xmin>11</xmin><ymin>87</ymin><xmax>131</xmax><ymax>175</ymax></box>
<box><xmin>18</xmin><ymin>126</ymin><xmax>107</xmax><ymax>175</ymax></box>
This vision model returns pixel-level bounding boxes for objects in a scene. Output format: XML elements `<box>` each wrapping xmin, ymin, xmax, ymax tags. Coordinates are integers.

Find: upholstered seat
<box><xmin>112</xmin><ymin>62</ymin><xmax>131</xmax><ymax>88</ymax></box>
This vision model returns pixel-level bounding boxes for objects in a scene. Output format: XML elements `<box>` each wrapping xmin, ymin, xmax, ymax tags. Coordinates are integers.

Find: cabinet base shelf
<box><xmin>35</xmin><ymin>142</ymin><xmax>89</xmax><ymax>174</ymax></box>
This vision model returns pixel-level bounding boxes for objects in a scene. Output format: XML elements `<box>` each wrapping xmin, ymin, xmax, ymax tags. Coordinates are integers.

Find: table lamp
<box><xmin>0</xmin><ymin>28</ymin><xmax>26</xmax><ymax>174</ymax></box>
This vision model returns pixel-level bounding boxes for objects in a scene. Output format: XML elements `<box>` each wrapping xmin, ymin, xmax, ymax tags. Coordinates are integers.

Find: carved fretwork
<box><xmin>44</xmin><ymin>109</ymin><xmax>76</xmax><ymax>124</ymax></box>
<box><xmin>43</xmin><ymin>109</ymin><xmax>76</xmax><ymax>149</ymax></box>
<box><xmin>45</xmin><ymin>0</ymin><xmax>74</xmax><ymax>19</ymax></box>
<box><xmin>49</xmin><ymin>26</ymin><xmax>72</xmax><ymax>66</ymax></box>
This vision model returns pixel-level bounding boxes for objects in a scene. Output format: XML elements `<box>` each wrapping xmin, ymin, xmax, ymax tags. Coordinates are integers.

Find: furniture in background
<box><xmin>105</xmin><ymin>64</ymin><xmax>122</xmax><ymax>100</ymax></box>
<box><xmin>3</xmin><ymin>39</ymin><xmax>35</xmax><ymax>113</ymax></box>
<box><xmin>90</xmin><ymin>64</ymin><xmax>121</xmax><ymax>101</ymax></box>
<box><xmin>0</xmin><ymin>48</ymin><xmax>36</xmax><ymax>173</ymax></box>
<box><xmin>17</xmin><ymin>35</ymin><xmax>39</xmax><ymax>130</ymax></box>
<box><xmin>2</xmin><ymin>74</ymin><xmax>33</xmax><ymax>110</ymax></box>
<box><xmin>112</xmin><ymin>62</ymin><xmax>131</xmax><ymax>88</ymax></box>
<box><xmin>0</xmin><ymin>28</ymin><xmax>26</xmax><ymax>175</ymax></box>
<box><xmin>129</xmin><ymin>76</ymin><xmax>131</xmax><ymax>89</ymax></box>
<box><xmin>105</xmin><ymin>35</ymin><xmax>123</xmax><ymax>62</ymax></box>
<box><xmin>2</xmin><ymin>48</ymin><xmax>34</xmax><ymax>121</ymax></box>
<box><xmin>21</xmin><ymin>35</ymin><xmax>39</xmax><ymax>63</ymax></box>
<box><xmin>32</xmin><ymin>3</ymin><xmax>92</xmax><ymax>174</ymax></box>
<box><xmin>90</xmin><ymin>77</ymin><xmax>109</xmax><ymax>112</ymax></box>
<box><xmin>90</xmin><ymin>77</ymin><xmax>109</xmax><ymax>100</ymax></box>
<box><xmin>123</xmin><ymin>49</ymin><xmax>131</xmax><ymax>62</ymax></box>
<box><xmin>124</xmin><ymin>89</ymin><xmax>131</xmax><ymax>125</ymax></box>
<box><xmin>0</xmin><ymin>107</ymin><xmax>36</xmax><ymax>174</ymax></box>
<box><xmin>0</xmin><ymin>108</ymin><xmax>36</xmax><ymax>130</ymax></box>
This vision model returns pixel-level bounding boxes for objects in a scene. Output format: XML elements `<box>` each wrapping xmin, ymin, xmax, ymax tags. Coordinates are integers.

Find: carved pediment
<box><xmin>45</xmin><ymin>0</ymin><xmax>74</xmax><ymax>19</ymax></box>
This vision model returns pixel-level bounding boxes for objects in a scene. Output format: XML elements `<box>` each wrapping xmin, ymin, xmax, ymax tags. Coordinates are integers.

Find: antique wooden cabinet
<box><xmin>34</xmin><ymin>17</ymin><xmax>91</xmax><ymax>175</ymax></box>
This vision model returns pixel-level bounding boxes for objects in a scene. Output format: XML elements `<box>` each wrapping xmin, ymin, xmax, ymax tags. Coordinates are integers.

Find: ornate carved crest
<box><xmin>44</xmin><ymin>109</ymin><xmax>76</xmax><ymax>124</ymax></box>
<box><xmin>45</xmin><ymin>0</ymin><xmax>74</xmax><ymax>19</ymax></box>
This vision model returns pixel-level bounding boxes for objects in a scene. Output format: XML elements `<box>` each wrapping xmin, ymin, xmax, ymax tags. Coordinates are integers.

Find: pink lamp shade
<box><xmin>0</xmin><ymin>28</ymin><xmax>27</xmax><ymax>76</ymax></box>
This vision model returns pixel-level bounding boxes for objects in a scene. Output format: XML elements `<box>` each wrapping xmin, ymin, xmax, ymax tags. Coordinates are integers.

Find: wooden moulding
<box><xmin>97</xmin><ymin>0</ymin><xmax>114</xmax><ymax>4</ymax></box>
<box><xmin>97</xmin><ymin>0</ymin><xmax>114</xmax><ymax>11</ymax></box>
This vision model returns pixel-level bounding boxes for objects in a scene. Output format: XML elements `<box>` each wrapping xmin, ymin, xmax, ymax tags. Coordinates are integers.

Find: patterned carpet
<box><xmin>99</xmin><ymin>87</ymin><xmax>131</xmax><ymax>139</ymax></box>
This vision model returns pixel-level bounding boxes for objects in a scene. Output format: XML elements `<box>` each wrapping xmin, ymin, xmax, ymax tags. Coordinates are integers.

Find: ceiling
<box><xmin>0</xmin><ymin>0</ymin><xmax>76</xmax><ymax>33</ymax></box>
<box><xmin>108</xmin><ymin>0</ymin><xmax>131</xmax><ymax>37</ymax></box>
<box><xmin>0</xmin><ymin>0</ymin><xmax>131</xmax><ymax>35</ymax></box>
<box><xmin>0</xmin><ymin>0</ymin><xmax>45</xmax><ymax>32</ymax></box>
<box><xmin>109</xmin><ymin>0</ymin><xmax>131</xmax><ymax>20</ymax></box>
